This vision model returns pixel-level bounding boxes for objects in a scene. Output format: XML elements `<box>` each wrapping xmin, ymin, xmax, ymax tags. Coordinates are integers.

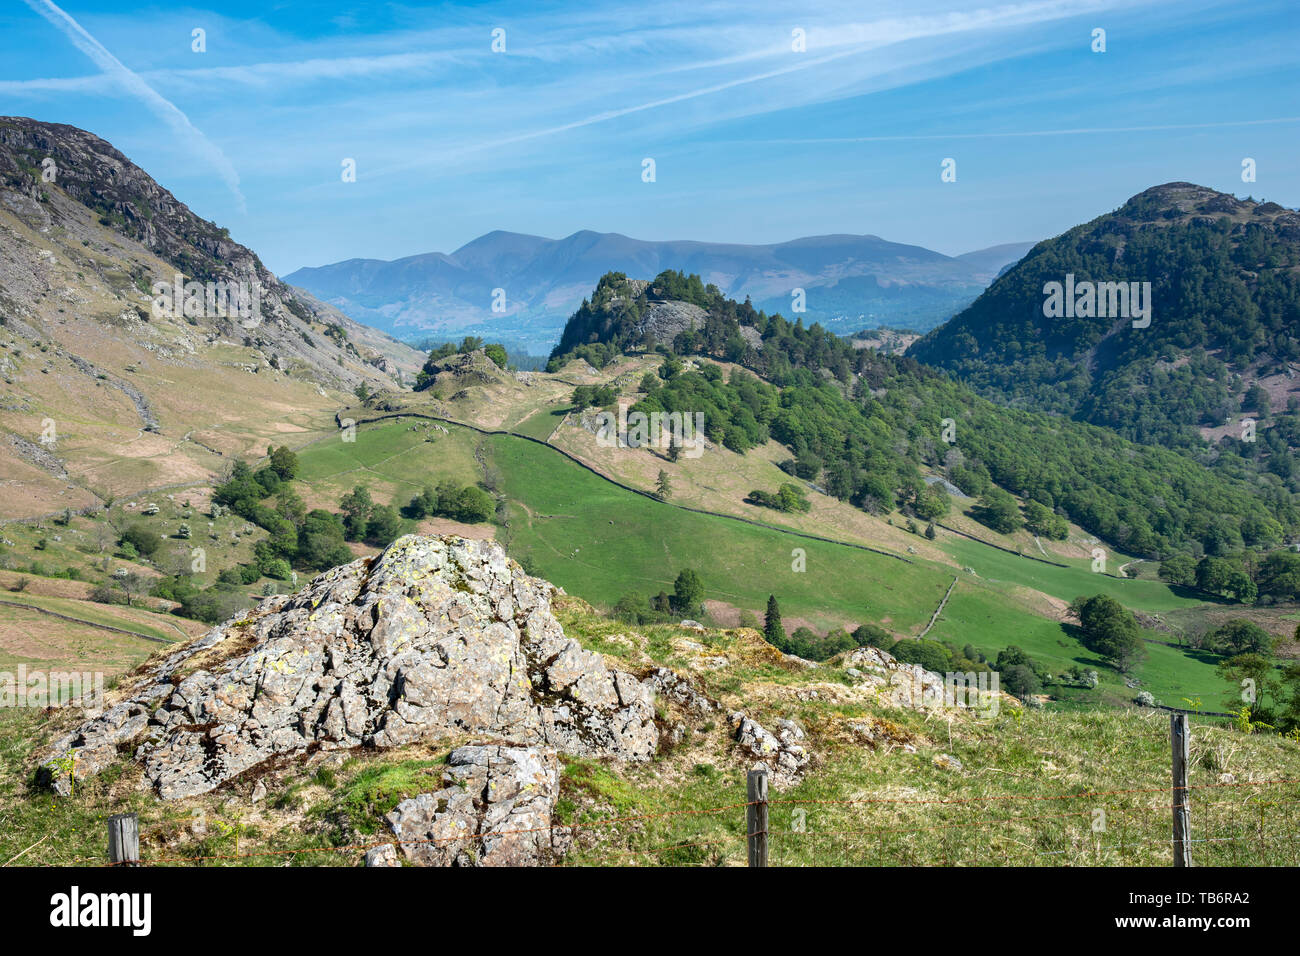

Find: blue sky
<box><xmin>1</xmin><ymin>0</ymin><xmax>1297</xmax><ymax>274</ymax></box>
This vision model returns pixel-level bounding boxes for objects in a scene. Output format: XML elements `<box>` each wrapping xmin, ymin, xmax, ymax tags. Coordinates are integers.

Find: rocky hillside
<box><xmin>909</xmin><ymin>183</ymin><xmax>1300</xmax><ymax>453</ymax></box>
<box><xmin>0</xmin><ymin>117</ymin><xmax>421</xmax><ymax>515</ymax></box>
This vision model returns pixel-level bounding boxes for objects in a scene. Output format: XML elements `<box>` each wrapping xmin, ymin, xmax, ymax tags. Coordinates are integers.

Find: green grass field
<box><xmin>290</xmin><ymin>419</ymin><xmax>1241</xmax><ymax>712</ymax></box>
<box><xmin>941</xmin><ymin>537</ymin><xmax>1203</xmax><ymax>613</ymax></box>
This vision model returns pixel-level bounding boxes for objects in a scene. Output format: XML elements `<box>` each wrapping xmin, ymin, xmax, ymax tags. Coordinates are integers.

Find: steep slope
<box><xmin>285</xmin><ymin>229</ymin><xmax>1034</xmax><ymax>351</ymax></box>
<box><xmin>0</xmin><ymin>117</ymin><xmax>421</xmax><ymax>516</ymax></box>
<box><xmin>909</xmin><ymin>183</ymin><xmax>1300</xmax><ymax>456</ymax></box>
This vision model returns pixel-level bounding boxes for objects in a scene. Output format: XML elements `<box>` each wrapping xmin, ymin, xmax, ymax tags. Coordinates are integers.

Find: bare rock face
<box><xmin>729</xmin><ymin>712</ymin><xmax>809</xmax><ymax>789</ymax></box>
<box><xmin>839</xmin><ymin>645</ymin><xmax>948</xmax><ymax>709</ymax></box>
<box><xmin>42</xmin><ymin>535</ymin><xmax>658</xmax><ymax>799</ymax></box>
<box><xmin>631</xmin><ymin>300</ymin><xmax>708</xmax><ymax>346</ymax></box>
<box><xmin>386</xmin><ymin>745</ymin><xmax>566</xmax><ymax>866</ymax></box>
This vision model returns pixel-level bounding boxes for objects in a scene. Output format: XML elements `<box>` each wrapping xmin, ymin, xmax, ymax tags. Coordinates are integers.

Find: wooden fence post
<box><xmin>1171</xmin><ymin>714</ymin><xmax>1191</xmax><ymax>867</ymax></box>
<box><xmin>108</xmin><ymin>813</ymin><xmax>139</xmax><ymax>866</ymax></box>
<box><xmin>747</xmin><ymin>767</ymin><xmax>769</xmax><ymax>868</ymax></box>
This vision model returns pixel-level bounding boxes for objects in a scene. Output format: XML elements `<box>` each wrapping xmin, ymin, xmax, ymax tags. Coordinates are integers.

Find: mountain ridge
<box><xmin>285</xmin><ymin>229</ymin><xmax>1036</xmax><ymax>352</ymax></box>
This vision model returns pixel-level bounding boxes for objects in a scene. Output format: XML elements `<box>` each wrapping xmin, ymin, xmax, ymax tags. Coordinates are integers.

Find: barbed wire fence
<box><xmin>35</xmin><ymin>716</ymin><xmax>1300</xmax><ymax>868</ymax></box>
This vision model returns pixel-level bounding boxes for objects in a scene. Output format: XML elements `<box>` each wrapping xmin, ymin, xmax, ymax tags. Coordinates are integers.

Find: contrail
<box><xmin>21</xmin><ymin>0</ymin><xmax>245</xmax><ymax>211</ymax></box>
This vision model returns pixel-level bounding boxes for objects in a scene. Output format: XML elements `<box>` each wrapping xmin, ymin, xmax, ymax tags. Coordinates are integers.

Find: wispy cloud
<box><xmin>750</xmin><ymin>116</ymin><xmax>1300</xmax><ymax>144</ymax></box>
<box><xmin>19</xmin><ymin>0</ymin><xmax>245</xmax><ymax>210</ymax></box>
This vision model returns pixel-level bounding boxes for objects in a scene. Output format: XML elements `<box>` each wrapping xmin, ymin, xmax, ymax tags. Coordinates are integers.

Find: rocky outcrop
<box><xmin>631</xmin><ymin>300</ymin><xmax>708</xmax><ymax>347</ymax></box>
<box><xmin>729</xmin><ymin>712</ymin><xmax>809</xmax><ymax>789</ymax></box>
<box><xmin>839</xmin><ymin>645</ymin><xmax>950</xmax><ymax>709</ymax></box>
<box><xmin>41</xmin><ymin>535</ymin><xmax>658</xmax><ymax>799</ymax></box>
<box><xmin>385</xmin><ymin>745</ymin><xmax>566</xmax><ymax>867</ymax></box>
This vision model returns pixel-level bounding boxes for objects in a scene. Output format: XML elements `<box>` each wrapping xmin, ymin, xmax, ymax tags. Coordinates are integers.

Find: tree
<box><xmin>120</xmin><ymin>524</ymin><xmax>162</xmax><ymax>558</ymax></box>
<box><xmin>1217</xmin><ymin>653</ymin><xmax>1279</xmax><ymax>723</ymax></box>
<box><xmin>672</xmin><ymin>569</ymin><xmax>704</xmax><ymax>616</ymax></box>
<box><xmin>1257</xmin><ymin>551</ymin><xmax>1300</xmax><ymax>601</ymax></box>
<box><xmin>339</xmin><ymin>486</ymin><xmax>374</xmax><ymax>540</ymax></box>
<box><xmin>973</xmin><ymin>489</ymin><xmax>1022</xmax><ymax>534</ymax></box>
<box><xmin>1070</xmin><ymin>594</ymin><xmax>1147</xmax><ymax>672</ymax></box>
<box><xmin>484</xmin><ymin>343</ymin><xmax>508</xmax><ymax>368</ymax></box>
<box><xmin>764</xmin><ymin>595</ymin><xmax>786</xmax><ymax>646</ymax></box>
<box><xmin>1158</xmin><ymin>553</ymin><xmax>1197</xmax><ymax>587</ymax></box>
<box><xmin>1209</xmin><ymin>619</ymin><xmax>1274</xmax><ymax>656</ymax></box>
<box><xmin>113</xmin><ymin>571</ymin><xmax>149</xmax><ymax>607</ymax></box>
<box><xmin>613</xmin><ymin>593</ymin><xmax>644</xmax><ymax>623</ymax></box>
<box><xmin>891</xmin><ymin>639</ymin><xmax>951</xmax><ymax>673</ymax></box>
<box><xmin>1001</xmin><ymin>664</ymin><xmax>1042</xmax><ymax>699</ymax></box>
<box><xmin>655</xmin><ymin>470</ymin><xmax>672</xmax><ymax>501</ymax></box>
<box><xmin>851</xmin><ymin>623</ymin><xmax>894</xmax><ymax>650</ymax></box>
<box><xmin>298</xmin><ymin>510</ymin><xmax>352</xmax><ymax>570</ymax></box>
<box><xmin>365</xmin><ymin>505</ymin><xmax>404</xmax><ymax>546</ymax></box>
<box><xmin>449</xmin><ymin>486</ymin><xmax>495</xmax><ymax>523</ymax></box>
<box><xmin>268</xmin><ymin>445</ymin><xmax>298</xmax><ymax>481</ymax></box>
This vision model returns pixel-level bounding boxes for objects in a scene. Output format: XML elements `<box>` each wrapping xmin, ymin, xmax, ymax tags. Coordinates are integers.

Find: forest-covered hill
<box><xmin>550</xmin><ymin>268</ymin><xmax>1298</xmax><ymax>558</ymax></box>
<box><xmin>908</xmin><ymin>183</ymin><xmax>1300</xmax><ymax>467</ymax></box>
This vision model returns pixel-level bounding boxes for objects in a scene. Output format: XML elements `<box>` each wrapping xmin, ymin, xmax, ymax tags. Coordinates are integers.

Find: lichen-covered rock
<box><xmin>364</xmin><ymin>844</ymin><xmax>400</xmax><ymax>867</ymax></box>
<box><xmin>386</xmin><ymin>745</ymin><xmax>565</xmax><ymax>867</ymax></box>
<box><xmin>42</xmin><ymin>535</ymin><xmax>658</xmax><ymax>798</ymax></box>
<box><xmin>729</xmin><ymin>712</ymin><xmax>809</xmax><ymax>788</ymax></box>
<box><xmin>839</xmin><ymin>645</ymin><xmax>950</xmax><ymax>709</ymax></box>
<box><xmin>646</xmin><ymin>667</ymin><xmax>717</xmax><ymax>716</ymax></box>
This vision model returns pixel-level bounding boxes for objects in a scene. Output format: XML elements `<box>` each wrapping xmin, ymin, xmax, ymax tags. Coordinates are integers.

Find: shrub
<box><xmin>120</xmin><ymin>524</ymin><xmax>162</xmax><ymax>558</ymax></box>
<box><xmin>890</xmin><ymin>639</ymin><xmax>951</xmax><ymax>673</ymax></box>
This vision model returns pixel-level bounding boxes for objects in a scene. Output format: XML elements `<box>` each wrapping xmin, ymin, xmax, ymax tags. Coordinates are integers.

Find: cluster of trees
<box><xmin>548</xmin><ymin>271</ymin><xmax>1294</xmax><ymax>557</ymax></box>
<box><xmin>1159</xmin><ymin>549</ymin><xmax>1300</xmax><ymax>604</ymax></box>
<box><xmin>760</xmin><ymin>596</ymin><xmax>860</xmax><ymax>660</ymax></box>
<box><xmin>403</xmin><ymin>481</ymin><xmax>496</xmax><ymax>524</ymax></box>
<box><xmin>158</xmin><ymin>448</ymin><xmax>498</xmax><ymax>624</ymax></box>
<box><xmin>571</xmin><ymin>384</ymin><xmax>618</xmax><ymax>408</ymax></box>
<box><xmin>414</xmin><ymin>336</ymin><xmax>508</xmax><ymax>389</ymax></box>
<box><xmin>338</xmin><ymin>486</ymin><xmax>404</xmax><ymax>546</ymax></box>
<box><xmin>1202</xmin><ymin>619</ymin><xmax>1274</xmax><ymax>656</ymax></box>
<box><xmin>746</xmin><ymin>483</ymin><xmax>811</xmax><ymax>513</ymax></box>
<box><xmin>611</xmin><ymin>569</ymin><xmax>704</xmax><ymax>624</ymax></box>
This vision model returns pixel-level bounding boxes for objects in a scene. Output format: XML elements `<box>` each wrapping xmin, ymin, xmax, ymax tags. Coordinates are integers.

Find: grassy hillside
<box><xmin>287</xmin><ymin>418</ymin><xmax>1252</xmax><ymax>713</ymax></box>
<box><xmin>2</xmin><ymin>597</ymin><xmax>1296</xmax><ymax>867</ymax></box>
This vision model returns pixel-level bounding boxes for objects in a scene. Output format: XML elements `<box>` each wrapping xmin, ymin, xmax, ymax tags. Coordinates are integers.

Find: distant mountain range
<box><xmin>284</xmin><ymin>231</ymin><xmax>1035</xmax><ymax>353</ymax></box>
